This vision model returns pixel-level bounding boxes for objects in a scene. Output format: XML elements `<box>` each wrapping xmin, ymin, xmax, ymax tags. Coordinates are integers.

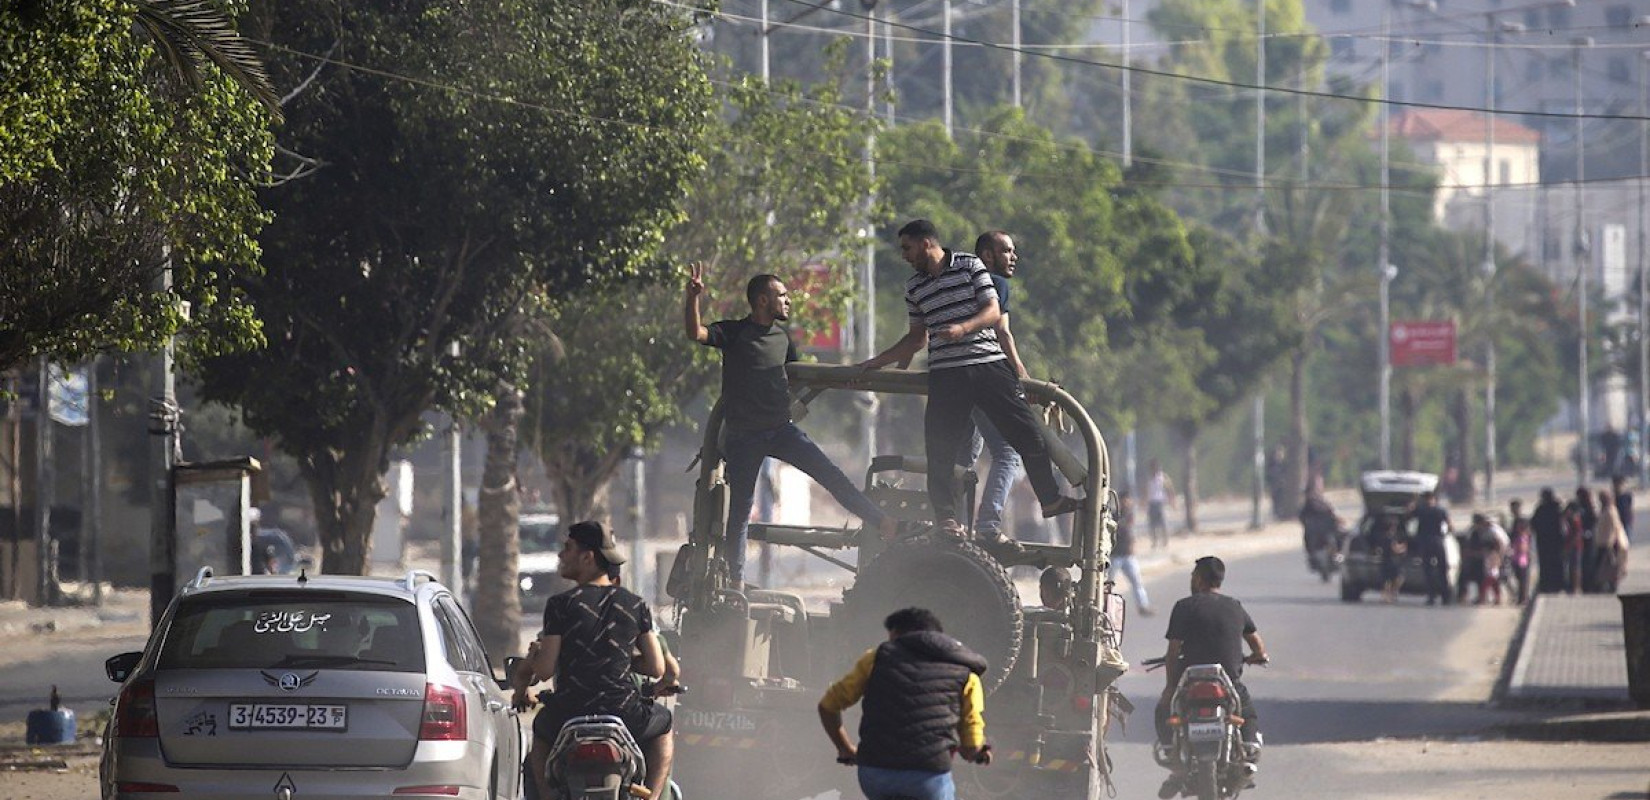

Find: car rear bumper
<box><xmin>103</xmin><ymin>739</ymin><xmax>494</xmax><ymax>800</ymax></box>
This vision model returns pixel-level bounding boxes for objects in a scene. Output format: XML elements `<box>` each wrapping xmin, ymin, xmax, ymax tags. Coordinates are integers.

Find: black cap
<box><xmin>567</xmin><ymin>521</ymin><xmax>627</xmax><ymax>566</ymax></box>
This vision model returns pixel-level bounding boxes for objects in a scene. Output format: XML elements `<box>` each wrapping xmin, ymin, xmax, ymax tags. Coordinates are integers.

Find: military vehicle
<box><xmin>664</xmin><ymin>364</ymin><xmax>1129</xmax><ymax>799</ymax></box>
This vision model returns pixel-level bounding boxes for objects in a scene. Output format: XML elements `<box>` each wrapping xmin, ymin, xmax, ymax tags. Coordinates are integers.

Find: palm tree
<box><xmin>133</xmin><ymin>0</ymin><xmax>281</xmax><ymax>118</ymax></box>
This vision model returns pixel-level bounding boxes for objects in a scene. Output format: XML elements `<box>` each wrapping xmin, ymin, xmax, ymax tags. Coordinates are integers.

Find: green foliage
<box><xmin>521</xmin><ymin>64</ymin><xmax>879</xmax><ymax>517</ymax></box>
<box><xmin>0</xmin><ymin>0</ymin><xmax>272</xmax><ymax>372</ymax></box>
<box><xmin>196</xmin><ymin>0</ymin><xmax>713</xmax><ymax>571</ymax></box>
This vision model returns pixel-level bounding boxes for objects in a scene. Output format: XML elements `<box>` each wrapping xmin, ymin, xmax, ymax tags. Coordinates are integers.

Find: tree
<box><xmin>197</xmin><ymin>0</ymin><xmax>713</xmax><ymax>574</ymax></box>
<box><xmin>520</xmin><ymin>65</ymin><xmax>879</xmax><ymax>524</ymax></box>
<box><xmin>0</xmin><ymin>0</ymin><xmax>273</xmax><ymax>372</ymax></box>
<box><xmin>473</xmin><ymin>383</ymin><xmax>523</xmax><ymax>665</ymax></box>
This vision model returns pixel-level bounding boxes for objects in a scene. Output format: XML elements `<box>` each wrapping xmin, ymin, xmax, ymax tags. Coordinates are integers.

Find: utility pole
<box><xmin>1378</xmin><ymin>2</ymin><xmax>1394</xmax><ymax>470</ymax></box>
<box><xmin>1482</xmin><ymin>12</ymin><xmax>1501</xmax><ymax>505</ymax></box>
<box><xmin>86</xmin><ymin>357</ymin><xmax>102</xmax><ymax>606</ymax></box>
<box><xmin>863</xmin><ymin>0</ymin><xmax>879</xmax><ymax>465</ymax></box>
<box><xmin>1011</xmin><ymin>0</ymin><xmax>1021</xmax><ymax>109</ymax></box>
<box><xmin>1575</xmin><ymin>37</ymin><xmax>1592</xmax><ymax>486</ymax></box>
<box><xmin>147</xmin><ymin>262</ymin><xmax>180</xmax><ymax>629</ymax></box>
<box><xmin>760</xmin><ymin>0</ymin><xmax>770</xmax><ymax>83</ymax></box>
<box><xmin>1250</xmin><ymin>0</ymin><xmax>1266</xmax><ymax>531</ymax></box>
<box><xmin>35</xmin><ymin>358</ymin><xmax>53</xmax><ymax>607</ymax></box>
<box><xmin>1122</xmin><ymin>0</ymin><xmax>1132</xmax><ymax>168</ymax></box>
<box><xmin>444</xmin><ymin>345</ymin><xmax>463</xmax><ymax>603</ymax></box>
<box><xmin>942</xmin><ymin>0</ymin><xmax>953</xmax><ymax>137</ymax></box>
<box><xmin>1640</xmin><ymin>49</ymin><xmax>1649</xmax><ymax>487</ymax></box>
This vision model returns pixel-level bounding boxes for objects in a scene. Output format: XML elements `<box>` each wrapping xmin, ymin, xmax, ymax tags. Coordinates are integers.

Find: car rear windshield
<box><xmin>157</xmin><ymin>592</ymin><xmax>425</xmax><ymax>672</ymax></box>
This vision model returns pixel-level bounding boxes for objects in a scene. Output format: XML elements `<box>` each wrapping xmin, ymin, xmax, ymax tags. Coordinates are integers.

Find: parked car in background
<box><xmin>515</xmin><ymin>512</ymin><xmax>571</xmax><ymax>615</ymax></box>
<box><xmin>101</xmin><ymin>568</ymin><xmax>522</xmax><ymax>800</ymax></box>
<box><xmin>1340</xmin><ymin>471</ymin><xmax>1459</xmax><ymax>602</ymax></box>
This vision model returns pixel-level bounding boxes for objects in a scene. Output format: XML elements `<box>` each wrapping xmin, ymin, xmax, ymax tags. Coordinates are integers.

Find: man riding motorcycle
<box><xmin>1155</xmin><ymin>556</ymin><xmax>1269</xmax><ymax>799</ymax></box>
<box><xmin>1297</xmin><ymin>489</ymin><xmax>1343</xmax><ymax>574</ymax></box>
<box><xmin>512</xmin><ymin>521</ymin><xmax>674</xmax><ymax>800</ymax></box>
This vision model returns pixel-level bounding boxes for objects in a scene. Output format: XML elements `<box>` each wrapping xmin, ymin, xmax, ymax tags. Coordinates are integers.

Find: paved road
<box><xmin>1102</xmin><ymin>546</ymin><xmax>1556</xmax><ymax>800</ymax></box>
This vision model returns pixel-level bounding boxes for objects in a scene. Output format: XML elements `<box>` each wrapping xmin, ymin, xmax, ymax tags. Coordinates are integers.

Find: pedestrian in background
<box><xmin>1146</xmin><ymin>459</ymin><xmax>1176</xmax><ymax>549</ymax></box>
<box><xmin>1530</xmin><ymin>488</ymin><xmax>1566</xmax><ymax>594</ymax></box>
<box><xmin>1611</xmin><ymin>475</ymin><xmax>1634</xmax><ymax>543</ymax></box>
<box><xmin>1506</xmin><ymin>499</ymin><xmax>1532</xmax><ymax>605</ymax></box>
<box><xmin>956</xmin><ymin>230</ymin><xmax>1028</xmax><ymax>559</ymax></box>
<box><xmin>1563</xmin><ymin>487</ymin><xmax>1597</xmax><ymax>595</ymax></box>
<box><xmin>1373</xmin><ymin>517</ymin><xmax>1407</xmax><ymax>604</ymax></box>
<box><xmin>1412</xmin><ymin>491</ymin><xmax>1453</xmax><ymax>606</ymax></box>
<box><xmin>1108</xmin><ymin>491</ymin><xmax>1153</xmax><ymax>617</ymax></box>
<box><xmin>1594</xmin><ymin>491</ymin><xmax>1627</xmax><ymax>594</ymax></box>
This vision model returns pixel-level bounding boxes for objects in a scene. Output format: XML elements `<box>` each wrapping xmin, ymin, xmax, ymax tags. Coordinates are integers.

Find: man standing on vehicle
<box><xmin>1156</xmin><ymin>556</ymin><xmax>1268</xmax><ymax>799</ymax></box>
<box><xmin>1413</xmin><ymin>491</ymin><xmax>1454</xmax><ymax>606</ymax></box>
<box><xmin>956</xmin><ymin>230</ymin><xmax>1029</xmax><ymax>557</ymax></box>
<box><xmin>685</xmin><ymin>263</ymin><xmax>897</xmax><ymax>586</ymax></box>
<box><xmin>512</xmin><ymin>522</ymin><xmax>674</xmax><ymax>800</ymax></box>
<box><xmin>860</xmin><ymin>220</ymin><xmax>1082</xmax><ymax>536</ymax></box>
<box><xmin>818</xmin><ymin>607</ymin><xmax>991</xmax><ymax>800</ymax></box>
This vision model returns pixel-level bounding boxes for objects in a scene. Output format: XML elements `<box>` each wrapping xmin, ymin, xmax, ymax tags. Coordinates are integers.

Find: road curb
<box><xmin>1493</xmin><ymin>594</ymin><xmax>1542</xmax><ymax>705</ymax></box>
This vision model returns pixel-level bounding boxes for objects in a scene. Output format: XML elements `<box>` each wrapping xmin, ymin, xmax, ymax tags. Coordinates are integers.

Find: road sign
<box><xmin>1390</xmin><ymin>320</ymin><xmax>1456</xmax><ymax>367</ymax></box>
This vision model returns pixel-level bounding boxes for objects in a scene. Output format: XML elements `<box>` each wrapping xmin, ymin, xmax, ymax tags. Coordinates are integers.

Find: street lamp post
<box><xmin>1640</xmin><ymin>48</ymin><xmax>1650</xmax><ymax>487</ymax></box>
<box><xmin>1379</xmin><ymin>2</ymin><xmax>1394</xmax><ymax>470</ymax></box>
<box><xmin>1575</xmin><ymin>36</ymin><xmax>1593</xmax><ymax>485</ymax></box>
<box><xmin>1250</xmin><ymin>0</ymin><xmax>1266</xmax><ymax>531</ymax></box>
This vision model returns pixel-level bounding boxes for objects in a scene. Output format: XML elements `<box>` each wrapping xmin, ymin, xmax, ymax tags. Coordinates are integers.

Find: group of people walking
<box><xmin>1376</xmin><ymin>479</ymin><xmax>1633</xmax><ymax>608</ymax></box>
<box><xmin>1528</xmin><ymin>477</ymin><xmax>1634</xmax><ymax>596</ymax></box>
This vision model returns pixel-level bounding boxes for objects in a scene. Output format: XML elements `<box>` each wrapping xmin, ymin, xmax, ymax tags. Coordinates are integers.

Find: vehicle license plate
<box><xmin>1186</xmin><ymin>721</ymin><xmax>1224</xmax><ymax>741</ymax></box>
<box><xmin>229</xmin><ymin>703</ymin><xmax>348</xmax><ymax>730</ymax></box>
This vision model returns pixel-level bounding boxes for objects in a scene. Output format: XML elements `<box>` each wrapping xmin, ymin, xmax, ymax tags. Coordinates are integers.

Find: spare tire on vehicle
<box><xmin>839</xmin><ymin>531</ymin><xmax>1023</xmax><ymax>694</ymax></box>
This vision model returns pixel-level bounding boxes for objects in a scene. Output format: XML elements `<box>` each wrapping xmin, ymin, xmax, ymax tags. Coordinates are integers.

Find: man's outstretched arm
<box><xmin>860</xmin><ymin>320</ymin><xmax>928</xmax><ymax>371</ymax></box>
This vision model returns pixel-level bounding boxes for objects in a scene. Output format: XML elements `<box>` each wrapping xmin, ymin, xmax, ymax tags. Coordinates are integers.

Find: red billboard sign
<box><xmin>1390</xmin><ymin>320</ymin><xmax>1456</xmax><ymax>367</ymax></box>
<box><xmin>794</xmin><ymin>262</ymin><xmax>843</xmax><ymax>354</ymax></box>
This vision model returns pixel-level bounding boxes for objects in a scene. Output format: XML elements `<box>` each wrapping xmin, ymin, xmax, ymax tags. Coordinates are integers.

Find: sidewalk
<box><xmin>1497</xmin><ymin>538</ymin><xmax>1650</xmax><ymax>741</ymax></box>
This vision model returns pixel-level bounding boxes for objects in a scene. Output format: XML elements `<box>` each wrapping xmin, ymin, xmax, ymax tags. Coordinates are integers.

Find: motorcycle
<box><xmin>1144</xmin><ymin>657</ymin><xmax>1262</xmax><ymax>800</ymax></box>
<box><xmin>541</xmin><ymin>714</ymin><xmax>684</xmax><ymax>800</ymax></box>
<box><xmin>1304</xmin><ymin>524</ymin><xmax>1347</xmax><ymax>583</ymax></box>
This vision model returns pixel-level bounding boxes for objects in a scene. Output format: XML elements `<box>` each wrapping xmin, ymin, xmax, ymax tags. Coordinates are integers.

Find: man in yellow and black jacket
<box><xmin>818</xmin><ymin>607</ymin><xmax>991</xmax><ymax>800</ymax></box>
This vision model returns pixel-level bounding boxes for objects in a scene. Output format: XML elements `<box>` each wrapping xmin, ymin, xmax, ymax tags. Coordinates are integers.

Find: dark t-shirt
<box><xmin>1113</xmin><ymin>515</ymin><xmax>1135</xmax><ymax>557</ymax></box>
<box><xmin>1165</xmin><ymin>592</ymin><xmax>1256</xmax><ymax>680</ymax></box>
<box><xmin>989</xmin><ymin>273</ymin><xmax>1011</xmax><ymax>316</ymax></box>
<box><xmin>702</xmin><ymin>317</ymin><xmax>798</xmax><ymax>431</ymax></box>
<box><xmin>1413</xmin><ymin>505</ymin><xmax>1450</xmax><ymax>543</ymax></box>
<box><xmin>541</xmin><ymin>584</ymin><xmax>654</xmax><ymax>717</ymax></box>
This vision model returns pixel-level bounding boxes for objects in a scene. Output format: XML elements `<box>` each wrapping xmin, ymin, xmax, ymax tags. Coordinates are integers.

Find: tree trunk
<box><xmin>1283</xmin><ymin>345</ymin><xmax>1309</xmax><ymax>516</ymax></box>
<box><xmin>1448</xmin><ymin>388</ymin><xmax>1475</xmax><ymax>504</ymax></box>
<box><xmin>473</xmin><ymin>384</ymin><xmax>523</xmax><ymax>666</ymax></box>
<box><xmin>1399</xmin><ymin>384</ymin><xmax>1417</xmax><ymax>470</ymax></box>
<box><xmin>551</xmin><ymin>467</ymin><xmax>614</xmax><ymax>527</ymax></box>
<box><xmin>300</xmin><ymin>442</ymin><xmax>390</xmax><ymax>575</ymax></box>
<box><xmin>1178</xmin><ymin>426</ymin><xmax>1200</xmax><ymax>534</ymax></box>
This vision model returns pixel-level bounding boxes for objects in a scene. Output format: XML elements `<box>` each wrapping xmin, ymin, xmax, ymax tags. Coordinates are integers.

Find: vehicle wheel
<box><xmin>842</xmin><ymin>532</ymin><xmax>1023</xmax><ymax>693</ymax></box>
<box><xmin>1339</xmin><ymin>577</ymin><xmax>1362</xmax><ymax>603</ymax></box>
<box><xmin>1192</xmin><ymin>760</ymin><xmax>1219</xmax><ymax>800</ymax></box>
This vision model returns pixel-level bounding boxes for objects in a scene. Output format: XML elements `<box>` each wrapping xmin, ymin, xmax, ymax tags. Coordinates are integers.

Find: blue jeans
<box><xmin>960</xmin><ymin>410</ymin><xmax>1023</xmax><ymax>535</ymax></box>
<box><xmin>1109</xmin><ymin>554</ymin><xmax>1149</xmax><ymax>610</ymax></box>
<box><xmin>857</xmin><ymin>766</ymin><xmax>955</xmax><ymax>800</ymax></box>
<box><xmin>723</xmin><ymin>423</ymin><xmax>886</xmax><ymax>585</ymax></box>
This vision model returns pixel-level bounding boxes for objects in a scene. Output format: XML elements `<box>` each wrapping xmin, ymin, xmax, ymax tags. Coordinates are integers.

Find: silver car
<box><xmin>101</xmin><ymin>568</ymin><xmax>522</xmax><ymax>800</ymax></box>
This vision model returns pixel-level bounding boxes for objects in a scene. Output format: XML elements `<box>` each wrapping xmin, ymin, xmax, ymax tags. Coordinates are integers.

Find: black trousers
<box><xmin>925</xmin><ymin>360</ymin><xmax>1062</xmax><ymax>522</ymax></box>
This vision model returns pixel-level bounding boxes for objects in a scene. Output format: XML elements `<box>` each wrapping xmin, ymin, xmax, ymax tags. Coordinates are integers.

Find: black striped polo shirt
<box><xmin>905</xmin><ymin>249</ymin><xmax>1006</xmax><ymax>371</ymax></box>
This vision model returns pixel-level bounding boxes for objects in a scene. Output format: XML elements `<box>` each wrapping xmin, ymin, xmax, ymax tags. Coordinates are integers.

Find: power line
<box><xmin>782</xmin><ymin>0</ymin><xmax>1650</xmax><ymax>122</ymax></box>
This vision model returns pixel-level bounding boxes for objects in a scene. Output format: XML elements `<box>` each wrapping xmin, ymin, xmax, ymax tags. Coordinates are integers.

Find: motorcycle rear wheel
<box><xmin>1192</xmin><ymin>760</ymin><xmax>1219</xmax><ymax>800</ymax></box>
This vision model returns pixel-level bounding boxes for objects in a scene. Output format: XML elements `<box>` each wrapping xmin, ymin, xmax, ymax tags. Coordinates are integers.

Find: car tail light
<box><xmin>116</xmin><ymin>782</ymin><xmax>179</xmax><ymax>793</ymax></box>
<box><xmin>1193</xmin><ymin>705</ymin><xmax>1221</xmax><ymax>719</ymax></box>
<box><xmin>393</xmin><ymin>786</ymin><xmax>461</xmax><ymax>796</ymax></box>
<box><xmin>571</xmin><ymin>741</ymin><xmax>623</xmax><ymax>764</ymax></box>
<box><xmin>114</xmin><ymin>679</ymin><xmax>159</xmax><ymax>738</ymax></box>
<box><xmin>1187</xmin><ymin>682</ymin><xmax>1228</xmax><ymax>701</ymax></box>
<box><xmin>418</xmin><ymin>683</ymin><xmax>467</xmax><ymax>741</ymax></box>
